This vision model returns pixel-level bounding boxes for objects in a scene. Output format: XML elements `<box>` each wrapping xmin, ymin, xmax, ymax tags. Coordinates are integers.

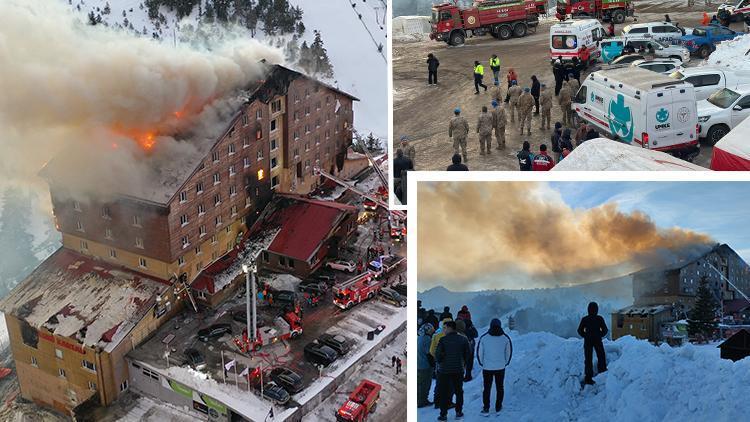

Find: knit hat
<box><xmin>490</xmin><ymin>318</ymin><xmax>502</xmax><ymax>329</ymax></box>
<box><xmin>454</xmin><ymin>107</ymin><xmax>461</xmax><ymax>114</ymax></box>
<box><xmin>511</xmin><ymin>80</ymin><xmax>517</xmax><ymax>86</ymax></box>
<box><xmin>491</xmin><ymin>99</ymin><xmax>498</xmax><ymax>107</ymax></box>
<box><xmin>555</xmin><ymin>122</ymin><xmax>562</xmax><ymax>129</ymax></box>
<box><xmin>524</xmin><ymin>87</ymin><xmax>530</xmax><ymax>92</ymax></box>
<box><xmin>400</xmin><ymin>135</ymin><xmax>409</xmax><ymax>142</ymax></box>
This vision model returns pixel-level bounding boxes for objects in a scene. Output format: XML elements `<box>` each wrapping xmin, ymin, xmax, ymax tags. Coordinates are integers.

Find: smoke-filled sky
<box><xmin>0</xmin><ymin>0</ymin><xmax>283</xmax><ymax>201</ymax></box>
<box><xmin>418</xmin><ymin>182</ymin><xmax>750</xmax><ymax>292</ymax></box>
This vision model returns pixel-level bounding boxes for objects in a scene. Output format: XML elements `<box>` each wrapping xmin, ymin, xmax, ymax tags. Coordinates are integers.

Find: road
<box><xmin>393</xmin><ymin>6</ymin><xmax>744</xmax><ymax>171</ymax></box>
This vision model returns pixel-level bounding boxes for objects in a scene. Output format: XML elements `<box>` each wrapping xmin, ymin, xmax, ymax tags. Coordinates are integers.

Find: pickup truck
<box><xmin>678</xmin><ymin>24</ymin><xmax>742</xmax><ymax>58</ymax></box>
<box><xmin>669</xmin><ymin>66</ymin><xmax>750</xmax><ymax>101</ymax></box>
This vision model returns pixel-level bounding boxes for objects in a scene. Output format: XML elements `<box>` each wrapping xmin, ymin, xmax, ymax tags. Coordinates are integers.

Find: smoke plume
<box><xmin>0</xmin><ymin>0</ymin><xmax>284</xmax><ymax>200</ymax></box>
<box><xmin>418</xmin><ymin>182</ymin><xmax>714</xmax><ymax>290</ymax></box>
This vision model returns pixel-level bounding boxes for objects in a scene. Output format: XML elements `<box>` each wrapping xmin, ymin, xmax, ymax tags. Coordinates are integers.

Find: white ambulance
<box><xmin>572</xmin><ymin>67</ymin><xmax>700</xmax><ymax>160</ymax></box>
<box><xmin>550</xmin><ymin>19</ymin><xmax>606</xmax><ymax>65</ymax></box>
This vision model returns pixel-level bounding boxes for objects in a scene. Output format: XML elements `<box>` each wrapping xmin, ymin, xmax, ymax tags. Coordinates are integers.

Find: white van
<box><xmin>669</xmin><ymin>66</ymin><xmax>750</xmax><ymax>101</ymax></box>
<box><xmin>572</xmin><ymin>67</ymin><xmax>700</xmax><ymax>160</ymax></box>
<box><xmin>550</xmin><ymin>19</ymin><xmax>606</xmax><ymax>65</ymax></box>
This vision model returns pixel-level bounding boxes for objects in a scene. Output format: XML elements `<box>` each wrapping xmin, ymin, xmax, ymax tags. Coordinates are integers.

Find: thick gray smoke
<box><xmin>0</xmin><ymin>0</ymin><xmax>284</xmax><ymax>201</ymax></box>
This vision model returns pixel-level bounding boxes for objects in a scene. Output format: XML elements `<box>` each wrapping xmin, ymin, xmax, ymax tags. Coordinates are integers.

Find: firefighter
<box><xmin>449</xmin><ymin>108</ymin><xmax>470</xmax><ymax>163</ymax></box>
<box><xmin>473</xmin><ymin>60</ymin><xmax>488</xmax><ymax>94</ymax></box>
<box><xmin>518</xmin><ymin>88</ymin><xmax>534</xmax><ymax>136</ymax></box>
<box><xmin>489</xmin><ymin>54</ymin><xmax>501</xmax><ymax>86</ymax></box>
<box><xmin>507</xmin><ymin>81</ymin><xmax>522</xmax><ymax>123</ymax></box>
<box><xmin>491</xmin><ymin>99</ymin><xmax>507</xmax><ymax>149</ymax></box>
<box><xmin>558</xmin><ymin>81</ymin><xmax>573</xmax><ymax>126</ymax></box>
<box><xmin>539</xmin><ymin>84</ymin><xmax>553</xmax><ymax>131</ymax></box>
<box><xmin>476</xmin><ymin>106</ymin><xmax>494</xmax><ymax>155</ymax></box>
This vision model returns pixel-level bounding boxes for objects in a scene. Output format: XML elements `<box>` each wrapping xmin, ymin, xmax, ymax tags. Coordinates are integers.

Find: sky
<box><xmin>418</xmin><ymin>181</ymin><xmax>750</xmax><ymax>292</ymax></box>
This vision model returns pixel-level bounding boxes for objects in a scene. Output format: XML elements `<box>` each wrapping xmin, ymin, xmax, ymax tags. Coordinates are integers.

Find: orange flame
<box><xmin>138</xmin><ymin>133</ymin><xmax>156</xmax><ymax>150</ymax></box>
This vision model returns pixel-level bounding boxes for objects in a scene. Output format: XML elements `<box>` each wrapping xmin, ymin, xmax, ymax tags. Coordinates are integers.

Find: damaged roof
<box><xmin>0</xmin><ymin>248</ymin><xmax>169</xmax><ymax>353</ymax></box>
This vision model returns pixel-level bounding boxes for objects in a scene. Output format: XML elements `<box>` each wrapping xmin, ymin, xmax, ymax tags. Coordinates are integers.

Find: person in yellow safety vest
<box><xmin>489</xmin><ymin>54</ymin><xmax>501</xmax><ymax>86</ymax></box>
<box><xmin>473</xmin><ymin>61</ymin><xmax>488</xmax><ymax>95</ymax></box>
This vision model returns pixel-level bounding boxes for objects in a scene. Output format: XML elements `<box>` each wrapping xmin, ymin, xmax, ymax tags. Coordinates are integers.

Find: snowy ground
<box><xmin>116</xmin><ymin>395</ymin><xmax>197</xmax><ymax>422</ymax></box>
<box><xmin>418</xmin><ymin>331</ymin><xmax>750</xmax><ymax>421</ymax></box>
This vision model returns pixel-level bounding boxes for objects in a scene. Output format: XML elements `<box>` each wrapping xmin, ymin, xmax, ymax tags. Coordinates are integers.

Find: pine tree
<box><xmin>310</xmin><ymin>31</ymin><xmax>334</xmax><ymax>79</ymax></box>
<box><xmin>103</xmin><ymin>2</ymin><xmax>111</xmax><ymax>14</ymax></box>
<box><xmin>688</xmin><ymin>276</ymin><xmax>719</xmax><ymax>341</ymax></box>
<box><xmin>88</xmin><ymin>11</ymin><xmax>98</xmax><ymax>25</ymax></box>
<box><xmin>298</xmin><ymin>41</ymin><xmax>312</xmax><ymax>74</ymax></box>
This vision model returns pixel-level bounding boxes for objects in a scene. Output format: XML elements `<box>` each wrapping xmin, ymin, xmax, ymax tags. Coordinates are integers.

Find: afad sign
<box><xmin>655</xmin><ymin>107</ymin><xmax>671</xmax><ymax>131</ymax></box>
<box><xmin>39</xmin><ymin>331</ymin><xmax>86</xmax><ymax>354</ymax></box>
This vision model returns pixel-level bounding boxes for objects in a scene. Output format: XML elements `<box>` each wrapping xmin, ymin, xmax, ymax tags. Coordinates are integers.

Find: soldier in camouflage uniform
<box><xmin>558</xmin><ymin>81</ymin><xmax>573</xmax><ymax>127</ymax></box>
<box><xmin>507</xmin><ymin>80</ymin><xmax>523</xmax><ymax>123</ymax></box>
<box><xmin>491</xmin><ymin>99</ymin><xmax>507</xmax><ymax>149</ymax></box>
<box><xmin>476</xmin><ymin>106</ymin><xmax>494</xmax><ymax>155</ymax></box>
<box><xmin>539</xmin><ymin>84</ymin><xmax>553</xmax><ymax>131</ymax></box>
<box><xmin>449</xmin><ymin>108</ymin><xmax>470</xmax><ymax>162</ymax></box>
<box><xmin>517</xmin><ymin>87</ymin><xmax>535</xmax><ymax>136</ymax></box>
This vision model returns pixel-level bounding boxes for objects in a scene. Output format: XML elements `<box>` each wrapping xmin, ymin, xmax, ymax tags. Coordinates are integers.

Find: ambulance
<box><xmin>572</xmin><ymin>67</ymin><xmax>700</xmax><ymax>160</ymax></box>
<box><xmin>550</xmin><ymin>19</ymin><xmax>606</xmax><ymax>65</ymax></box>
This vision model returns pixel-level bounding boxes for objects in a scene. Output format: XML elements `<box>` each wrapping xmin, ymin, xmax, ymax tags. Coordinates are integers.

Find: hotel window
<box><xmin>101</xmin><ymin>206</ymin><xmax>111</xmax><ymax>219</ymax></box>
<box><xmin>179</xmin><ymin>191</ymin><xmax>187</xmax><ymax>202</ymax></box>
<box><xmin>73</xmin><ymin>201</ymin><xmax>82</xmax><ymax>212</ymax></box>
<box><xmin>256</xmin><ymin>128</ymin><xmax>262</xmax><ymax>140</ymax></box>
<box><xmin>215</xmin><ymin>215</ymin><xmax>222</xmax><ymax>227</ymax></box>
<box><xmin>294</xmin><ymin>111</ymin><xmax>299</xmax><ymax>121</ymax></box>
<box><xmin>270</xmin><ymin>139</ymin><xmax>277</xmax><ymax>151</ymax></box>
<box><xmin>135</xmin><ymin>237</ymin><xmax>144</xmax><ymax>249</ymax></box>
<box><xmin>294</xmin><ymin>93</ymin><xmax>300</xmax><ymax>103</ymax></box>
<box><xmin>243</xmin><ymin>136</ymin><xmax>250</xmax><ymax>148</ymax></box>
<box><xmin>316</xmin><ymin>101</ymin><xmax>321</xmax><ymax>110</ymax></box>
<box><xmin>305</xmin><ymin>106</ymin><xmax>310</xmax><ymax>116</ymax></box>
<box><xmin>80</xmin><ymin>240</ymin><xmax>88</xmax><ymax>250</ymax></box>
<box><xmin>82</xmin><ymin>359</ymin><xmax>96</xmax><ymax>372</ymax></box>
<box><xmin>31</xmin><ymin>356</ymin><xmax>38</xmax><ymax>367</ymax></box>
<box><xmin>58</xmin><ymin>368</ymin><xmax>66</xmax><ymax>378</ymax></box>
<box><xmin>211</xmin><ymin>235</ymin><xmax>217</xmax><ymax>244</ymax></box>
<box><xmin>226</xmin><ymin>241</ymin><xmax>232</xmax><ymax>252</ymax></box>
<box><xmin>242</xmin><ymin>114</ymin><xmax>248</xmax><ymax>126</ymax></box>
<box><xmin>212</xmin><ymin>151</ymin><xmax>220</xmax><ymax>162</ymax></box>
<box><xmin>293</xmin><ymin>130</ymin><xmax>299</xmax><ymax>140</ymax></box>
<box><xmin>325</xmin><ymin>130</ymin><xmax>330</xmax><ymax>139</ymax></box>
<box><xmin>212</xmin><ymin>251</ymin><xmax>219</xmax><ymax>260</ymax></box>
<box><xmin>293</xmin><ymin>148</ymin><xmax>299</xmax><ymax>158</ymax></box>
<box><xmin>271</xmin><ymin>158</ymin><xmax>278</xmax><ymax>169</ymax></box>
<box><xmin>271</xmin><ymin>100</ymin><xmax>281</xmax><ymax>113</ymax></box>
<box><xmin>139</xmin><ymin>257</ymin><xmax>147</xmax><ymax>268</ymax></box>
<box><xmin>214</xmin><ymin>194</ymin><xmax>221</xmax><ymax>206</ymax></box>
<box><xmin>196</xmin><ymin>181</ymin><xmax>204</xmax><ymax>194</ymax></box>
<box><xmin>243</xmin><ymin>157</ymin><xmax>250</xmax><ymax>168</ymax></box>
<box><xmin>326</xmin><ymin>112</ymin><xmax>331</xmax><ymax>122</ymax></box>
<box><xmin>197</xmin><ymin>290</ymin><xmax>207</xmax><ymax>299</ymax></box>
<box><xmin>315</xmin><ymin>135</ymin><xmax>320</xmax><ymax>145</ymax></box>
<box><xmin>213</xmin><ymin>173</ymin><xmax>220</xmax><ymax>185</ymax></box>
<box><xmin>225</xmin><ymin>226</ymin><xmax>231</xmax><ymax>234</ymax></box>
<box><xmin>305</xmin><ymin>142</ymin><xmax>310</xmax><ymax>152</ymax></box>
<box><xmin>181</xmin><ymin>236</ymin><xmax>189</xmax><ymax>248</ymax></box>
<box><xmin>231</xmin><ymin>205</ymin><xmax>238</xmax><ymax>216</ymax></box>
<box><xmin>305</xmin><ymin>159</ymin><xmax>311</xmax><ymax>169</ymax></box>
<box><xmin>55</xmin><ymin>349</ymin><xmax>63</xmax><ymax>359</ymax></box>
<box><xmin>195</xmin><ymin>245</ymin><xmax>202</xmax><ymax>255</ymax></box>
<box><xmin>230</xmin><ymin>185</ymin><xmax>237</xmax><ymax>197</ymax></box>
<box><xmin>256</xmin><ymin>108</ymin><xmax>263</xmax><ymax>119</ymax></box>
<box><xmin>132</xmin><ymin>215</ymin><xmax>142</xmax><ymax>227</ymax></box>
<box><xmin>196</xmin><ymin>261</ymin><xmax>202</xmax><ymax>272</ymax></box>
<box><xmin>104</xmin><ymin>228</ymin><xmax>113</xmax><ymax>239</ymax></box>
<box><xmin>305</xmin><ymin>88</ymin><xmax>309</xmax><ymax>97</ymax></box>
<box><xmin>228</xmin><ymin>143</ymin><xmax>236</xmax><ymax>155</ymax></box>
<box><xmin>109</xmin><ymin>249</ymin><xmax>117</xmax><ymax>259</ymax></box>
<box><xmin>178</xmin><ymin>256</ymin><xmax>185</xmax><ymax>266</ymax></box>
<box><xmin>198</xmin><ymin>203</ymin><xmax>205</xmax><ymax>215</ymax></box>
<box><xmin>180</xmin><ymin>214</ymin><xmax>189</xmax><ymax>226</ymax></box>
<box><xmin>88</xmin><ymin>381</ymin><xmax>97</xmax><ymax>391</ymax></box>
<box><xmin>199</xmin><ymin>225</ymin><xmax>207</xmax><ymax>237</ymax></box>
<box><xmin>272</xmin><ymin>176</ymin><xmax>279</xmax><ymax>188</ymax></box>
<box><xmin>270</xmin><ymin>119</ymin><xmax>277</xmax><ymax>132</ymax></box>
<box><xmin>257</xmin><ymin>149</ymin><xmax>264</xmax><ymax>161</ymax></box>
<box><xmin>229</xmin><ymin>165</ymin><xmax>236</xmax><ymax>176</ymax></box>
<box><xmin>304</xmin><ymin>124</ymin><xmax>310</xmax><ymax>134</ymax></box>
<box><xmin>245</xmin><ymin>197</ymin><xmax>252</xmax><ymax>208</ymax></box>
<box><xmin>76</xmin><ymin>221</ymin><xmax>84</xmax><ymax>232</ymax></box>
<box><xmin>316</xmin><ymin>119</ymin><xmax>321</xmax><ymax>128</ymax></box>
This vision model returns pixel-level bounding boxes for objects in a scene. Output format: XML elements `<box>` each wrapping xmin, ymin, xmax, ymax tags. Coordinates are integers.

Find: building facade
<box><xmin>611</xmin><ymin>305</ymin><xmax>673</xmax><ymax>342</ymax></box>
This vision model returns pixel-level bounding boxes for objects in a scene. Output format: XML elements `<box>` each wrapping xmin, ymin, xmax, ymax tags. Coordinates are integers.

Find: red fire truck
<box><xmin>234</xmin><ymin>311</ymin><xmax>303</xmax><ymax>352</ymax></box>
<box><xmin>336</xmin><ymin>380</ymin><xmax>382</xmax><ymax>422</ymax></box>
<box><xmin>555</xmin><ymin>0</ymin><xmax>634</xmax><ymax>24</ymax></box>
<box><xmin>430</xmin><ymin>0</ymin><xmax>547</xmax><ymax>46</ymax></box>
<box><xmin>333</xmin><ymin>272</ymin><xmax>384</xmax><ymax>310</ymax></box>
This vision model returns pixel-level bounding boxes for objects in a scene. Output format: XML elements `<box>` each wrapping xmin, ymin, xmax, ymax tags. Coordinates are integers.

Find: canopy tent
<box><xmin>711</xmin><ymin>116</ymin><xmax>750</xmax><ymax>170</ymax></box>
<box><xmin>552</xmin><ymin>138</ymin><xmax>706</xmax><ymax>171</ymax></box>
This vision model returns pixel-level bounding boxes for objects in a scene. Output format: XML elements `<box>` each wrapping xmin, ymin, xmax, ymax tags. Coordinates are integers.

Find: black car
<box><xmin>261</xmin><ymin>382</ymin><xmax>290</xmax><ymax>405</ymax></box>
<box><xmin>197</xmin><ymin>323</ymin><xmax>232</xmax><ymax>342</ymax></box>
<box><xmin>184</xmin><ymin>348</ymin><xmax>206</xmax><ymax>370</ymax></box>
<box><xmin>379</xmin><ymin>287</ymin><xmax>406</xmax><ymax>307</ymax></box>
<box><xmin>314</xmin><ymin>274</ymin><xmax>337</xmax><ymax>286</ymax></box>
<box><xmin>270</xmin><ymin>367</ymin><xmax>304</xmax><ymax>394</ymax></box>
<box><xmin>304</xmin><ymin>341</ymin><xmax>338</xmax><ymax>366</ymax></box>
<box><xmin>318</xmin><ymin>333</ymin><xmax>351</xmax><ymax>356</ymax></box>
<box><xmin>298</xmin><ymin>279</ymin><xmax>328</xmax><ymax>294</ymax></box>
<box><xmin>274</xmin><ymin>290</ymin><xmax>298</xmax><ymax>306</ymax></box>
<box><xmin>231</xmin><ymin>310</ymin><xmax>267</xmax><ymax>326</ymax></box>
<box><xmin>392</xmin><ymin>283</ymin><xmax>407</xmax><ymax>297</ymax></box>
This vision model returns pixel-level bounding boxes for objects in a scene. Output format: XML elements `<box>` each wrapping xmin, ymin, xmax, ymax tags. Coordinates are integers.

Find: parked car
<box><xmin>604</xmin><ymin>53</ymin><xmax>647</xmax><ymax>67</ymax></box>
<box><xmin>318</xmin><ymin>333</ymin><xmax>351</xmax><ymax>356</ymax></box>
<box><xmin>621</xmin><ymin>21</ymin><xmax>690</xmax><ymax>44</ymax></box>
<box><xmin>326</xmin><ymin>260</ymin><xmax>357</xmax><ymax>273</ymax></box>
<box><xmin>270</xmin><ymin>367</ymin><xmax>304</xmax><ymax>394</ymax></box>
<box><xmin>304</xmin><ymin>341</ymin><xmax>339</xmax><ymax>366</ymax></box>
<box><xmin>362</xmin><ymin>198</ymin><xmax>378</xmax><ymax>211</ymax></box>
<box><xmin>314</xmin><ymin>274</ymin><xmax>337</xmax><ymax>285</ymax></box>
<box><xmin>273</xmin><ymin>290</ymin><xmax>298</xmax><ymax>306</ymax></box>
<box><xmin>392</xmin><ymin>284</ymin><xmax>407</xmax><ymax>297</ymax></box>
<box><xmin>378</xmin><ymin>287</ymin><xmax>407</xmax><ymax>307</ymax></box>
<box><xmin>261</xmin><ymin>382</ymin><xmax>290</xmax><ymax>405</ymax></box>
<box><xmin>298</xmin><ymin>279</ymin><xmax>328</xmax><ymax>294</ymax></box>
<box><xmin>184</xmin><ymin>348</ymin><xmax>206</xmax><ymax>370</ymax></box>
<box><xmin>698</xmin><ymin>87</ymin><xmax>750</xmax><ymax>144</ymax></box>
<box><xmin>669</xmin><ymin>67</ymin><xmax>750</xmax><ymax>101</ymax></box>
<box><xmin>629</xmin><ymin>59</ymin><xmax>683</xmax><ymax>75</ymax></box>
<box><xmin>679</xmin><ymin>24</ymin><xmax>741</xmax><ymax>58</ymax></box>
<box><xmin>197</xmin><ymin>323</ymin><xmax>232</xmax><ymax>342</ymax></box>
<box><xmin>600</xmin><ymin>35</ymin><xmax>690</xmax><ymax>63</ymax></box>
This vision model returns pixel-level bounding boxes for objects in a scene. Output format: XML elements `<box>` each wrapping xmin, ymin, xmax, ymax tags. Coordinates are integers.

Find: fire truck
<box><xmin>555</xmin><ymin>0</ymin><xmax>634</xmax><ymax>24</ymax></box>
<box><xmin>333</xmin><ymin>272</ymin><xmax>385</xmax><ymax>310</ymax></box>
<box><xmin>336</xmin><ymin>379</ymin><xmax>382</xmax><ymax>422</ymax></box>
<box><xmin>430</xmin><ymin>0</ymin><xmax>546</xmax><ymax>46</ymax></box>
<box><xmin>233</xmin><ymin>311</ymin><xmax>303</xmax><ymax>352</ymax></box>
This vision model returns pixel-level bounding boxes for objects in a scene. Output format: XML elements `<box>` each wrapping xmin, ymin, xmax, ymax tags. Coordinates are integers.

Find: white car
<box><xmin>630</xmin><ymin>59</ymin><xmax>683</xmax><ymax>75</ymax></box>
<box><xmin>697</xmin><ymin>87</ymin><xmax>750</xmax><ymax>144</ymax></box>
<box><xmin>669</xmin><ymin>67</ymin><xmax>750</xmax><ymax>101</ymax></box>
<box><xmin>326</xmin><ymin>259</ymin><xmax>356</xmax><ymax>273</ymax></box>
<box><xmin>621</xmin><ymin>21</ymin><xmax>692</xmax><ymax>44</ymax></box>
<box><xmin>625</xmin><ymin>37</ymin><xmax>691</xmax><ymax>63</ymax></box>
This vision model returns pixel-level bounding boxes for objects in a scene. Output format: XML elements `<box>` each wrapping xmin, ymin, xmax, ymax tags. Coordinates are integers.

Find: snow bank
<box><xmin>705</xmin><ymin>34</ymin><xmax>750</xmax><ymax>70</ymax></box>
<box><xmin>420</xmin><ymin>331</ymin><xmax>750</xmax><ymax>420</ymax></box>
<box><xmin>552</xmin><ymin>138</ymin><xmax>706</xmax><ymax>171</ymax></box>
<box><xmin>393</xmin><ymin>16</ymin><xmax>431</xmax><ymax>36</ymax></box>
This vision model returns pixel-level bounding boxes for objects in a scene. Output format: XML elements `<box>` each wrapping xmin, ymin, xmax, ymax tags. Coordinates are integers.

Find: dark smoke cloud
<box><xmin>418</xmin><ymin>182</ymin><xmax>714</xmax><ymax>291</ymax></box>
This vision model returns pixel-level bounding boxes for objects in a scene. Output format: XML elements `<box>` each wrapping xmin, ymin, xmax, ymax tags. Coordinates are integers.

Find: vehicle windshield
<box><xmin>622</xmin><ymin>25</ymin><xmax>632</xmax><ymax>33</ymax></box>
<box><xmin>708</xmin><ymin>88</ymin><xmax>741</xmax><ymax>108</ymax></box>
<box><xmin>552</xmin><ymin>35</ymin><xmax>577</xmax><ymax>50</ymax></box>
<box><xmin>669</xmin><ymin>70</ymin><xmax>685</xmax><ymax>80</ymax></box>
<box><xmin>693</xmin><ymin>28</ymin><xmax>707</xmax><ymax>36</ymax></box>
<box><xmin>431</xmin><ymin>10</ymin><xmax>438</xmax><ymax>23</ymax></box>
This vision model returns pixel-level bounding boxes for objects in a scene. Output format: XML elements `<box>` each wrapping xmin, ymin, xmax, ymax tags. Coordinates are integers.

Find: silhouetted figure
<box><xmin>577</xmin><ymin>302</ymin><xmax>608</xmax><ymax>385</ymax></box>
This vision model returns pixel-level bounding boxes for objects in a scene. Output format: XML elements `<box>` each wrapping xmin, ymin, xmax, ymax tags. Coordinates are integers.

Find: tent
<box><xmin>552</xmin><ymin>138</ymin><xmax>706</xmax><ymax>171</ymax></box>
<box><xmin>710</xmin><ymin>116</ymin><xmax>750</xmax><ymax>170</ymax></box>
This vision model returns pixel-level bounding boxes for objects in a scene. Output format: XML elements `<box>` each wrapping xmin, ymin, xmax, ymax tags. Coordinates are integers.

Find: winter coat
<box><xmin>507</xmin><ymin>70</ymin><xmax>518</xmax><ymax>85</ymax></box>
<box><xmin>492</xmin><ymin>107</ymin><xmax>507</xmax><ymax>129</ymax></box>
<box><xmin>427</xmin><ymin>56</ymin><xmax>440</xmax><ymax>72</ymax></box>
<box><xmin>560</xmin><ymin>129</ymin><xmax>574</xmax><ymax>152</ymax></box>
<box><xmin>429</xmin><ymin>317</ymin><xmax>453</xmax><ymax>356</ymax></box>
<box><xmin>402</xmin><ymin>144</ymin><xmax>416</xmax><ymax>162</ymax></box>
<box><xmin>551</xmin><ymin>128</ymin><xmax>562</xmax><ymax>153</ymax></box>
<box><xmin>518</xmin><ymin>92</ymin><xmax>534</xmax><ymax>113</ymax></box>
<box><xmin>540</xmin><ymin>90</ymin><xmax>553</xmax><ymax>110</ymax></box>
<box><xmin>508</xmin><ymin>85</ymin><xmax>523</xmax><ymax>102</ymax></box>
<box><xmin>449</xmin><ymin>116</ymin><xmax>469</xmax><ymax>139</ymax></box>
<box><xmin>435</xmin><ymin>331</ymin><xmax>471</xmax><ymax>374</ymax></box>
<box><xmin>393</xmin><ymin>156</ymin><xmax>413</xmax><ymax>178</ymax></box>
<box><xmin>464</xmin><ymin>319</ymin><xmax>479</xmax><ymax>340</ymax></box>
<box><xmin>578</xmin><ymin>302</ymin><xmax>608</xmax><ymax>345</ymax></box>
<box><xmin>567</xmin><ymin>79</ymin><xmax>580</xmax><ymax>96</ymax></box>
<box><xmin>457</xmin><ymin>307</ymin><xmax>472</xmax><ymax>322</ymax></box>
<box><xmin>447</xmin><ymin>163</ymin><xmax>469</xmax><ymax>171</ymax></box>
<box><xmin>491</xmin><ymin>85</ymin><xmax>504</xmax><ymax>102</ymax></box>
<box><xmin>585</xmin><ymin>128</ymin><xmax>600</xmax><ymax>141</ymax></box>
<box><xmin>417</xmin><ymin>325</ymin><xmax>434</xmax><ymax>370</ymax></box>
<box><xmin>425</xmin><ymin>314</ymin><xmax>439</xmax><ymax>331</ymax></box>
<box><xmin>575</xmin><ymin>126</ymin><xmax>588</xmax><ymax>144</ymax></box>
<box><xmin>531</xmin><ymin>77</ymin><xmax>541</xmax><ymax>97</ymax></box>
<box><xmin>517</xmin><ymin>149</ymin><xmax>533</xmax><ymax>171</ymax></box>
<box><xmin>477</xmin><ymin>325</ymin><xmax>513</xmax><ymax>371</ymax></box>
<box><xmin>477</xmin><ymin>112</ymin><xmax>494</xmax><ymax>135</ymax></box>
<box><xmin>558</xmin><ymin>84</ymin><xmax>572</xmax><ymax>106</ymax></box>
<box><xmin>532</xmin><ymin>152</ymin><xmax>555</xmax><ymax>171</ymax></box>
<box><xmin>439</xmin><ymin>309</ymin><xmax>453</xmax><ymax>321</ymax></box>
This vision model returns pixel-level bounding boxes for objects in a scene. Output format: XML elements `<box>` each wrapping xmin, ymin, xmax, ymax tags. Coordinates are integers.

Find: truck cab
<box><xmin>430</xmin><ymin>4</ymin><xmax>463</xmax><ymax>45</ymax></box>
<box><xmin>679</xmin><ymin>24</ymin><xmax>741</xmax><ymax>58</ymax></box>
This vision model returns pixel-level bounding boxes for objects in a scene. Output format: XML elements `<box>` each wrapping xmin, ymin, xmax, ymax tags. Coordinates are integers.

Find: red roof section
<box><xmin>191</xmin><ymin>248</ymin><xmax>240</xmax><ymax>294</ymax></box>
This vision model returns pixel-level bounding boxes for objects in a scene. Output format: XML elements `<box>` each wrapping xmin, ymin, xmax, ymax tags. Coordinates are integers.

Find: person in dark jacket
<box><xmin>427</xmin><ymin>53</ymin><xmax>440</xmax><ymax>85</ymax></box>
<box><xmin>463</xmin><ymin>318</ymin><xmax>478</xmax><ymax>381</ymax></box>
<box><xmin>439</xmin><ymin>306</ymin><xmax>453</xmax><ymax>321</ymax></box>
<box><xmin>517</xmin><ymin>141</ymin><xmax>533</xmax><ymax>171</ymax></box>
<box><xmin>608</xmin><ymin>21</ymin><xmax>615</xmax><ymax>37</ymax></box>
<box><xmin>457</xmin><ymin>305</ymin><xmax>471</xmax><ymax>321</ymax></box>
<box><xmin>559</xmin><ymin>128</ymin><xmax>574</xmax><ymax>162</ymax></box>
<box><xmin>531</xmin><ymin>75</ymin><xmax>541</xmax><ymax>115</ymax></box>
<box><xmin>584</xmin><ymin>124</ymin><xmax>600</xmax><ymax>141</ymax></box>
<box><xmin>570</xmin><ymin>58</ymin><xmax>581</xmax><ymax>83</ymax></box>
<box><xmin>577</xmin><ymin>302</ymin><xmax>608</xmax><ymax>385</ymax></box>
<box><xmin>552</xmin><ymin>58</ymin><xmax>564</xmax><ymax>96</ymax></box>
<box><xmin>425</xmin><ymin>310</ymin><xmax>439</xmax><ymax>332</ymax></box>
<box><xmin>417</xmin><ymin>323</ymin><xmax>435</xmax><ymax>407</ymax></box>
<box><xmin>477</xmin><ymin>318</ymin><xmax>512</xmax><ymax>414</ymax></box>
<box><xmin>435</xmin><ymin>321</ymin><xmax>470</xmax><ymax>421</ymax></box>
<box><xmin>664</xmin><ymin>14</ymin><xmax>671</xmax><ymax>22</ymax></box>
<box><xmin>532</xmin><ymin>144</ymin><xmax>555</xmax><ymax>171</ymax></box>
<box><xmin>710</xmin><ymin>14</ymin><xmax>719</xmax><ymax>25</ymax></box>
<box><xmin>393</xmin><ymin>149</ymin><xmax>413</xmax><ymax>204</ymax></box>
<box><xmin>447</xmin><ymin>153</ymin><xmax>469</xmax><ymax>171</ymax></box>
<box><xmin>550</xmin><ymin>122</ymin><xmax>563</xmax><ymax>159</ymax></box>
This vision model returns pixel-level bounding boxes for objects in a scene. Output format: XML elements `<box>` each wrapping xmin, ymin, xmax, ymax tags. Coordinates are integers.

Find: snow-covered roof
<box><xmin>0</xmin><ymin>248</ymin><xmax>168</xmax><ymax>353</ymax></box>
<box><xmin>616</xmin><ymin>304</ymin><xmax>671</xmax><ymax>315</ymax></box>
<box><xmin>552</xmin><ymin>138</ymin><xmax>706</xmax><ymax>171</ymax></box>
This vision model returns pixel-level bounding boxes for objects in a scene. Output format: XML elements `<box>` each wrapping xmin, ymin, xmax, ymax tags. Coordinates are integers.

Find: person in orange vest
<box><xmin>701</xmin><ymin>12</ymin><xmax>710</xmax><ymax>26</ymax></box>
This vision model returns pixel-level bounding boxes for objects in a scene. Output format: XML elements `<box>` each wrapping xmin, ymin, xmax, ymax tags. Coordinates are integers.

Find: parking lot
<box><xmin>393</xmin><ymin>6</ymin><xmax>746</xmax><ymax>171</ymax></box>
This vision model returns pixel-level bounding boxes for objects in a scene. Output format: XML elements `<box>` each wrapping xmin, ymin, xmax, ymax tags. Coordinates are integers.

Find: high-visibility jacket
<box><xmin>489</xmin><ymin>57</ymin><xmax>500</xmax><ymax>68</ymax></box>
<box><xmin>474</xmin><ymin>64</ymin><xmax>484</xmax><ymax>75</ymax></box>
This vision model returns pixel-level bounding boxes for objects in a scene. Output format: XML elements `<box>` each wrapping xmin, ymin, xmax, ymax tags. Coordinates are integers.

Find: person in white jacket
<box><xmin>476</xmin><ymin>318</ymin><xmax>512</xmax><ymax>415</ymax></box>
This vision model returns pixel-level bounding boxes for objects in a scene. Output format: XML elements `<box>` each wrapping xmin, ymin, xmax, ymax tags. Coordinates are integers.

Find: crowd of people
<box><xmin>417</xmin><ymin>301</ymin><xmax>610</xmax><ymax>419</ymax></box>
